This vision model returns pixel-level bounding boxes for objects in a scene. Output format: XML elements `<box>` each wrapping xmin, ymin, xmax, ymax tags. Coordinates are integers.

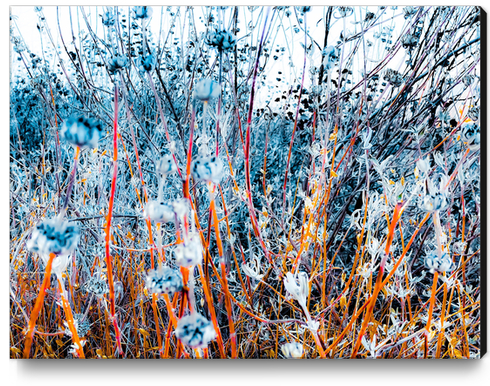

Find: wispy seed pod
<box><xmin>175</xmin><ymin>313</ymin><xmax>217</xmax><ymax>349</ymax></box>
<box><xmin>191</xmin><ymin>155</ymin><xmax>224</xmax><ymax>184</ymax></box>
<box><xmin>144</xmin><ymin>200</ymin><xmax>175</xmax><ymax>223</ymax></box>
<box><xmin>155</xmin><ymin>154</ymin><xmax>177</xmax><ymax>177</ymax></box>
<box><xmin>146</xmin><ymin>266</ymin><xmax>183</xmax><ymax>295</ymax></box>
<box><xmin>425</xmin><ymin>251</ymin><xmax>453</xmax><ymax>274</ymax></box>
<box><xmin>60</xmin><ymin>116</ymin><xmax>103</xmax><ymax>149</ymax></box>
<box><xmin>133</xmin><ymin>6</ymin><xmax>153</xmax><ymax>19</ymax></box>
<box><xmin>194</xmin><ymin>79</ymin><xmax>221</xmax><ymax>101</ymax></box>
<box><xmin>175</xmin><ymin>234</ymin><xmax>203</xmax><ymax>267</ymax></box>
<box><xmin>281</xmin><ymin>342</ymin><xmax>304</xmax><ymax>358</ymax></box>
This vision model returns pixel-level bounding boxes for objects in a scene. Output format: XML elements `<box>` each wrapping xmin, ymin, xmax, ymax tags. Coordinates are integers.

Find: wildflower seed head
<box><xmin>461</xmin><ymin>123</ymin><xmax>480</xmax><ymax>146</ymax></box>
<box><xmin>284</xmin><ymin>271</ymin><xmax>308</xmax><ymax>306</ymax></box>
<box><xmin>194</xmin><ymin>79</ymin><xmax>221</xmax><ymax>101</ymax></box>
<box><xmin>403</xmin><ymin>6</ymin><xmax>418</xmax><ymax>19</ymax></box>
<box><xmin>27</xmin><ymin>218</ymin><xmax>80</xmax><ymax>273</ymax></box>
<box><xmin>101</xmin><ymin>11</ymin><xmax>115</xmax><ymax>26</ymax></box>
<box><xmin>146</xmin><ymin>265</ymin><xmax>183</xmax><ymax>295</ymax></box>
<box><xmin>205</xmin><ymin>28</ymin><xmax>236</xmax><ymax>53</ymax></box>
<box><xmin>401</xmin><ymin>34</ymin><xmax>418</xmax><ymax>49</ymax></box>
<box><xmin>172</xmin><ymin>198</ymin><xmax>189</xmax><ymax>219</ymax></box>
<box><xmin>175</xmin><ymin>313</ymin><xmax>216</xmax><ymax>349</ymax></box>
<box><xmin>281</xmin><ymin>341</ymin><xmax>304</xmax><ymax>358</ymax></box>
<box><xmin>420</xmin><ymin>175</ymin><xmax>449</xmax><ymax>212</ymax></box>
<box><xmin>323</xmin><ymin>46</ymin><xmax>339</xmax><ymax>71</ymax></box>
<box><xmin>425</xmin><ymin>251</ymin><xmax>453</xmax><ymax>274</ymax></box>
<box><xmin>133</xmin><ymin>6</ymin><xmax>153</xmax><ymax>19</ymax></box>
<box><xmin>108</xmin><ymin>55</ymin><xmax>128</xmax><ymax>73</ymax></box>
<box><xmin>73</xmin><ymin>313</ymin><xmax>90</xmax><ymax>337</ymax></box>
<box><xmin>191</xmin><ymin>155</ymin><xmax>224</xmax><ymax>184</ymax></box>
<box><xmin>175</xmin><ymin>234</ymin><xmax>203</xmax><ymax>267</ymax></box>
<box><xmin>337</xmin><ymin>6</ymin><xmax>354</xmax><ymax>18</ymax></box>
<box><xmin>155</xmin><ymin>154</ymin><xmax>177</xmax><ymax>177</ymax></box>
<box><xmin>85</xmin><ymin>277</ymin><xmax>109</xmax><ymax>297</ymax></box>
<box><xmin>60</xmin><ymin>116</ymin><xmax>103</xmax><ymax>149</ymax></box>
<box><xmin>296</xmin><ymin>6</ymin><xmax>311</xmax><ymax>14</ymax></box>
<box><xmin>384</xmin><ymin>69</ymin><xmax>404</xmax><ymax>87</ymax></box>
<box><xmin>144</xmin><ymin>200</ymin><xmax>175</xmax><ymax>223</ymax></box>
<box><xmin>137</xmin><ymin>54</ymin><xmax>156</xmax><ymax>73</ymax></box>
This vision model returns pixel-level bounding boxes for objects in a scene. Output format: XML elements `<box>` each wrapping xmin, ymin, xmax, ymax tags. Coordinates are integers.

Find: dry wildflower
<box><xmin>146</xmin><ymin>265</ymin><xmax>183</xmax><ymax>295</ymax></box>
<box><xmin>194</xmin><ymin>79</ymin><xmax>221</xmax><ymax>101</ymax></box>
<box><xmin>281</xmin><ymin>342</ymin><xmax>304</xmax><ymax>358</ymax></box>
<box><xmin>191</xmin><ymin>155</ymin><xmax>224</xmax><ymax>184</ymax></box>
<box><xmin>175</xmin><ymin>313</ymin><xmax>216</xmax><ymax>349</ymax></box>
<box><xmin>60</xmin><ymin>116</ymin><xmax>103</xmax><ymax>149</ymax></box>
<box><xmin>144</xmin><ymin>200</ymin><xmax>175</xmax><ymax>223</ymax></box>
<box><xmin>174</xmin><ymin>234</ymin><xmax>203</xmax><ymax>267</ymax></box>
<box><xmin>27</xmin><ymin>218</ymin><xmax>80</xmax><ymax>273</ymax></box>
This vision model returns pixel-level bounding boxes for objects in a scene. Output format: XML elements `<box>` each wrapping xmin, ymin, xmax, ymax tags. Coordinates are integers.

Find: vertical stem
<box><xmin>58</xmin><ymin>276</ymin><xmax>85</xmax><ymax>358</ymax></box>
<box><xmin>209</xmin><ymin>184</ymin><xmax>237</xmax><ymax>358</ymax></box>
<box><xmin>104</xmin><ymin>83</ymin><xmax>123</xmax><ymax>356</ymax></box>
<box><xmin>23</xmin><ymin>253</ymin><xmax>55</xmax><ymax>358</ymax></box>
<box><xmin>424</xmin><ymin>271</ymin><xmax>439</xmax><ymax>358</ymax></box>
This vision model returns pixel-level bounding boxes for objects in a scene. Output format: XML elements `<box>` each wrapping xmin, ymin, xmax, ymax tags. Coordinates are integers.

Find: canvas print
<box><xmin>9</xmin><ymin>6</ymin><xmax>483</xmax><ymax>359</ymax></box>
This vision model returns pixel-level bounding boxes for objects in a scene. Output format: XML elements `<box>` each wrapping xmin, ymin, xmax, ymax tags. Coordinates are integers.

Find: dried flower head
<box><xmin>146</xmin><ymin>265</ymin><xmax>183</xmax><ymax>295</ymax></box>
<box><xmin>144</xmin><ymin>200</ymin><xmax>175</xmax><ymax>223</ymax></box>
<box><xmin>205</xmin><ymin>28</ymin><xmax>236</xmax><ymax>53</ymax></box>
<box><xmin>60</xmin><ymin>116</ymin><xmax>103</xmax><ymax>148</ymax></box>
<box><xmin>27</xmin><ymin>218</ymin><xmax>80</xmax><ymax>273</ymax></box>
<box><xmin>108</xmin><ymin>55</ymin><xmax>128</xmax><ymax>73</ymax></box>
<box><xmin>175</xmin><ymin>313</ymin><xmax>216</xmax><ymax>349</ymax></box>
<box><xmin>85</xmin><ymin>277</ymin><xmax>109</xmax><ymax>298</ymax></box>
<box><xmin>155</xmin><ymin>154</ymin><xmax>177</xmax><ymax>177</ymax></box>
<box><xmin>137</xmin><ymin>54</ymin><xmax>156</xmax><ymax>73</ymax></box>
<box><xmin>420</xmin><ymin>175</ymin><xmax>449</xmax><ymax>212</ymax></box>
<box><xmin>101</xmin><ymin>11</ymin><xmax>115</xmax><ymax>26</ymax></box>
<box><xmin>194</xmin><ymin>79</ymin><xmax>221</xmax><ymax>101</ymax></box>
<box><xmin>281</xmin><ymin>341</ymin><xmax>304</xmax><ymax>358</ymax></box>
<box><xmin>133</xmin><ymin>6</ymin><xmax>153</xmax><ymax>19</ymax></box>
<box><xmin>175</xmin><ymin>234</ymin><xmax>203</xmax><ymax>267</ymax></box>
<box><xmin>191</xmin><ymin>155</ymin><xmax>224</xmax><ymax>184</ymax></box>
<box><xmin>461</xmin><ymin>123</ymin><xmax>480</xmax><ymax>146</ymax></box>
<box><xmin>425</xmin><ymin>251</ymin><xmax>453</xmax><ymax>273</ymax></box>
<box><xmin>284</xmin><ymin>271</ymin><xmax>308</xmax><ymax>306</ymax></box>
